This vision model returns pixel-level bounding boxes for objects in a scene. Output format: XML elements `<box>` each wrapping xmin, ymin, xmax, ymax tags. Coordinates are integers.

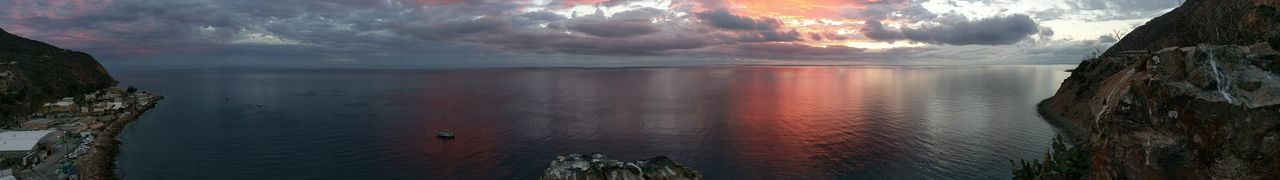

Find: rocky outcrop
<box><xmin>1044</xmin><ymin>44</ymin><xmax>1274</xmax><ymax>178</ymax></box>
<box><xmin>540</xmin><ymin>153</ymin><xmax>702</xmax><ymax>180</ymax></box>
<box><xmin>1040</xmin><ymin>0</ymin><xmax>1280</xmax><ymax>178</ymax></box>
<box><xmin>1043</xmin><ymin>44</ymin><xmax>1280</xmax><ymax>178</ymax></box>
<box><xmin>0</xmin><ymin>28</ymin><xmax>117</xmax><ymax>123</ymax></box>
<box><xmin>1040</xmin><ymin>53</ymin><xmax>1138</xmax><ymax>138</ymax></box>
<box><xmin>1089</xmin><ymin>44</ymin><xmax>1277</xmax><ymax>178</ymax></box>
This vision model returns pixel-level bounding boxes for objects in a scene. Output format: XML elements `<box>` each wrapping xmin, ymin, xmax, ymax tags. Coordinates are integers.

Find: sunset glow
<box><xmin>3</xmin><ymin>0</ymin><xmax>1268</xmax><ymax>179</ymax></box>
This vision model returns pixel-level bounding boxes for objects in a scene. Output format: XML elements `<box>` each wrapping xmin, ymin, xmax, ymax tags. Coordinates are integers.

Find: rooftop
<box><xmin>0</xmin><ymin>130</ymin><xmax>57</xmax><ymax>153</ymax></box>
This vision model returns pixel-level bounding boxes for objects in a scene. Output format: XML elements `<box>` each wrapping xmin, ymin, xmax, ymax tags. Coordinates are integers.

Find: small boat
<box><xmin>436</xmin><ymin>131</ymin><xmax>455</xmax><ymax>138</ymax></box>
<box><xmin>256</xmin><ymin>103</ymin><xmax>263</xmax><ymax>107</ymax></box>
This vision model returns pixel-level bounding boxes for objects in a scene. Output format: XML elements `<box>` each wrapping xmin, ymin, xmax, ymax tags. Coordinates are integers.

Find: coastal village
<box><xmin>0</xmin><ymin>86</ymin><xmax>161</xmax><ymax>180</ymax></box>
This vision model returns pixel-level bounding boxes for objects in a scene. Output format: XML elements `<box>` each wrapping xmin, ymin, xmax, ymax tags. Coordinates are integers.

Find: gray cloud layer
<box><xmin>568</xmin><ymin>20</ymin><xmax>661</xmax><ymax>38</ymax></box>
<box><xmin>0</xmin><ymin>0</ymin><xmax>1126</xmax><ymax>66</ymax></box>
<box><xmin>861</xmin><ymin>14</ymin><xmax>1043</xmax><ymax>45</ymax></box>
<box><xmin>695</xmin><ymin>10</ymin><xmax>783</xmax><ymax>30</ymax></box>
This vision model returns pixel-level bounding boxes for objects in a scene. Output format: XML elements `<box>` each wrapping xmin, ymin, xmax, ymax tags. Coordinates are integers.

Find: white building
<box><xmin>0</xmin><ymin>130</ymin><xmax>60</xmax><ymax>168</ymax></box>
<box><xmin>109</xmin><ymin>102</ymin><xmax>125</xmax><ymax>110</ymax></box>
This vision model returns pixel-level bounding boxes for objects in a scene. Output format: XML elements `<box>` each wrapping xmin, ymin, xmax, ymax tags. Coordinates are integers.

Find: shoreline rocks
<box><xmin>540</xmin><ymin>153</ymin><xmax>702</xmax><ymax>180</ymax></box>
<box><xmin>76</xmin><ymin>95</ymin><xmax>163</xmax><ymax>180</ymax></box>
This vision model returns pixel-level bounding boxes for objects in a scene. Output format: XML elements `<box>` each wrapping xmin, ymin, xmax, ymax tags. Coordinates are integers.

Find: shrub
<box><xmin>1011</xmin><ymin>135</ymin><xmax>1090</xmax><ymax>179</ymax></box>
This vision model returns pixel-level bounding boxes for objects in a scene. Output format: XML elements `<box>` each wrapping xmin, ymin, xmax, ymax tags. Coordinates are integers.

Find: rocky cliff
<box><xmin>1038</xmin><ymin>0</ymin><xmax>1280</xmax><ymax>178</ymax></box>
<box><xmin>0</xmin><ymin>28</ymin><xmax>117</xmax><ymax>123</ymax></box>
<box><xmin>540</xmin><ymin>153</ymin><xmax>702</xmax><ymax>180</ymax></box>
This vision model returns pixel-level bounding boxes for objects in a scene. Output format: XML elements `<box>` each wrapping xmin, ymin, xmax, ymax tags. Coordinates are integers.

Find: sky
<box><xmin>0</xmin><ymin>0</ymin><xmax>1184</xmax><ymax>68</ymax></box>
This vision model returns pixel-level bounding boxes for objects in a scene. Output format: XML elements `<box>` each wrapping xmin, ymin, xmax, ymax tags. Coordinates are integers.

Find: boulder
<box><xmin>540</xmin><ymin>153</ymin><xmax>702</xmax><ymax>180</ymax></box>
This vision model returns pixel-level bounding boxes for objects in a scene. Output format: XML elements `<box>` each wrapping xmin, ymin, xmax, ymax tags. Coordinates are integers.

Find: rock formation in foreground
<box><xmin>0</xmin><ymin>28</ymin><xmax>117</xmax><ymax>123</ymax></box>
<box><xmin>1037</xmin><ymin>0</ymin><xmax>1280</xmax><ymax>178</ymax></box>
<box><xmin>540</xmin><ymin>153</ymin><xmax>702</xmax><ymax>180</ymax></box>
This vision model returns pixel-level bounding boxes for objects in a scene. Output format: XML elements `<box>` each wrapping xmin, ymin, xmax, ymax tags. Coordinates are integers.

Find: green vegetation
<box><xmin>1011</xmin><ymin>135</ymin><xmax>1090</xmax><ymax>180</ymax></box>
<box><xmin>0</xmin><ymin>28</ymin><xmax>117</xmax><ymax>123</ymax></box>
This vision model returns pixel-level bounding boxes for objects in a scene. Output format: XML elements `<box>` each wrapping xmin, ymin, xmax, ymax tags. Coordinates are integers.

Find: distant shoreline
<box><xmin>77</xmin><ymin>95</ymin><xmax>163</xmax><ymax>180</ymax></box>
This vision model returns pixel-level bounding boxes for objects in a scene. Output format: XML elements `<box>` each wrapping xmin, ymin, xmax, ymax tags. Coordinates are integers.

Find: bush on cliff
<box><xmin>1011</xmin><ymin>136</ymin><xmax>1090</xmax><ymax>180</ymax></box>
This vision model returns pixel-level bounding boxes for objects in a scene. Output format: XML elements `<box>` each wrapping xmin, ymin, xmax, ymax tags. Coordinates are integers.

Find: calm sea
<box><xmin>112</xmin><ymin>65</ymin><xmax>1072</xmax><ymax>179</ymax></box>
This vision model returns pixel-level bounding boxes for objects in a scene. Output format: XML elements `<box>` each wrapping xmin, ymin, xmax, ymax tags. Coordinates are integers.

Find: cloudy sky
<box><xmin>1</xmin><ymin>0</ymin><xmax>1183</xmax><ymax>68</ymax></box>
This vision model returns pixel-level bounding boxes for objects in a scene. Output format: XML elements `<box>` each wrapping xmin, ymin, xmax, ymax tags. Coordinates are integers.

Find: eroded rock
<box><xmin>1043</xmin><ymin>43</ymin><xmax>1280</xmax><ymax>179</ymax></box>
<box><xmin>540</xmin><ymin>153</ymin><xmax>702</xmax><ymax>180</ymax></box>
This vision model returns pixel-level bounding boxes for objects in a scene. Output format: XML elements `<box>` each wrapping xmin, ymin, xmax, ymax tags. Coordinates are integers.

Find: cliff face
<box><xmin>1041</xmin><ymin>0</ymin><xmax>1280</xmax><ymax>178</ymax></box>
<box><xmin>1083</xmin><ymin>44</ymin><xmax>1278</xmax><ymax>178</ymax></box>
<box><xmin>0</xmin><ymin>28</ymin><xmax>117</xmax><ymax>122</ymax></box>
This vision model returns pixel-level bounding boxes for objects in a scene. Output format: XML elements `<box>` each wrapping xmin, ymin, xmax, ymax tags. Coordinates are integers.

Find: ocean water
<box><xmin>112</xmin><ymin>65</ymin><xmax>1072</xmax><ymax>179</ymax></box>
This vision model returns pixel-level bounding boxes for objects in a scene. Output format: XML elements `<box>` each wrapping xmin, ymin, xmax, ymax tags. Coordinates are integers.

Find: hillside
<box><xmin>1104</xmin><ymin>0</ymin><xmax>1280</xmax><ymax>55</ymax></box>
<box><xmin>0</xmin><ymin>28</ymin><xmax>117</xmax><ymax>125</ymax></box>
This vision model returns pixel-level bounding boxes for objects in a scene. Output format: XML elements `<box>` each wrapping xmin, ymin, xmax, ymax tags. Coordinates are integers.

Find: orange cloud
<box><xmin>686</xmin><ymin>0</ymin><xmax>882</xmax><ymax>45</ymax></box>
<box><xmin>722</xmin><ymin>0</ymin><xmax>865</xmax><ymax>19</ymax></box>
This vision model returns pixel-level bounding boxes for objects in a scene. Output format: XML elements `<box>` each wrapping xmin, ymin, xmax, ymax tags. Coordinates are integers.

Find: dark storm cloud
<box><xmin>862</xmin><ymin>14</ymin><xmax>1042</xmax><ymax>45</ymax></box>
<box><xmin>568</xmin><ymin>20</ymin><xmax>661</xmax><ymax>38</ymax></box>
<box><xmin>609</xmin><ymin>7</ymin><xmax>666</xmax><ymax>20</ymax></box>
<box><xmin>860</xmin><ymin>20</ymin><xmax>905</xmax><ymax>41</ymax></box>
<box><xmin>682</xmin><ymin>9</ymin><xmax>803</xmax><ymax>46</ymax></box>
<box><xmin>694</xmin><ymin>10</ymin><xmax>782</xmax><ymax>30</ymax></box>
<box><xmin>808</xmin><ymin>32</ymin><xmax>853</xmax><ymax>41</ymax></box>
<box><xmin>902</xmin><ymin>14</ymin><xmax>1040</xmax><ymax>45</ymax></box>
